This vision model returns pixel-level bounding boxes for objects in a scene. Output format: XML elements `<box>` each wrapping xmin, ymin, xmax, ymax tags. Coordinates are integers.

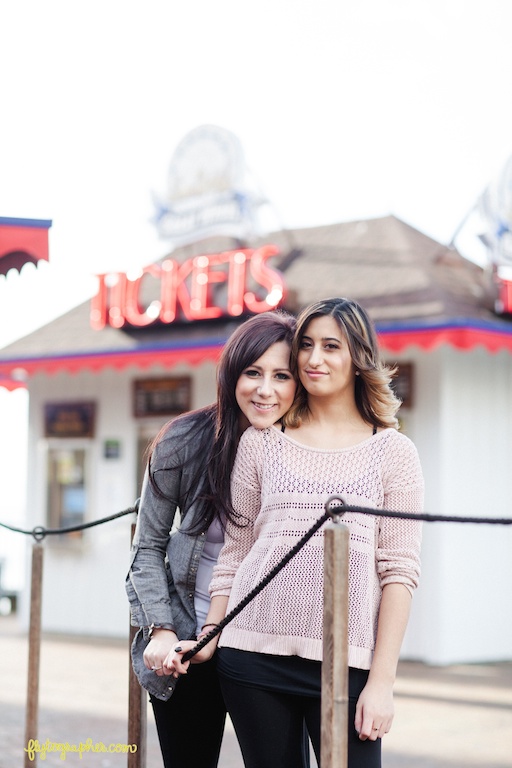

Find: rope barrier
<box><xmin>1</xmin><ymin>493</ymin><xmax>511</xmax><ymax>650</ymax></box>
<box><xmin>181</xmin><ymin>497</ymin><xmax>512</xmax><ymax>662</ymax></box>
<box><xmin>0</xmin><ymin>501</ymin><xmax>139</xmax><ymax>542</ymax></box>
<box><xmin>324</xmin><ymin>496</ymin><xmax>512</xmax><ymax>526</ymax></box>
<box><xmin>2</xmin><ymin>494</ymin><xmax>510</xmax><ymax>544</ymax></box>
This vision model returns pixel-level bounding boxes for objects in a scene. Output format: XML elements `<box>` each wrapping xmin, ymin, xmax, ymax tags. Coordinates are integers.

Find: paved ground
<box><xmin>1</xmin><ymin>616</ymin><xmax>511</xmax><ymax>768</ymax></box>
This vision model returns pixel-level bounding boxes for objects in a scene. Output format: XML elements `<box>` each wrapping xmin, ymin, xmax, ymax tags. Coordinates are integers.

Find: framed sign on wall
<box><xmin>44</xmin><ymin>402</ymin><xmax>96</xmax><ymax>438</ymax></box>
<box><xmin>133</xmin><ymin>377</ymin><xmax>192</xmax><ymax>418</ymax></box>
<box><xmin>392</xmin><ymin>363</ymin><xmax>414</xmax><ymax>409</ymax></box>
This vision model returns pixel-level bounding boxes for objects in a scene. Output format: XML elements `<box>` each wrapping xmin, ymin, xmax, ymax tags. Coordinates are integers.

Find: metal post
<box><xmin>321</xmin><ymin>522</ymin><xmax>349</xmax><ymax>768</ymax></box>
<box><xmin>127</xmin><ymin>523</ymin><xmax>147</xmax><ymax>768</ymax></box>
<box><xmin>24</xmin><ymin>542</ymin><xmax>44</xmax><ymax>768</ymax></box>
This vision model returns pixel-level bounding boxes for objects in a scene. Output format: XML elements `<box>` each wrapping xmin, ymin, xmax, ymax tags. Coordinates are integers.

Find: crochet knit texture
<box><xmin>210</xmin><ymin>426</ymin><xmax>424</xmax><ymax>670</ymax></box>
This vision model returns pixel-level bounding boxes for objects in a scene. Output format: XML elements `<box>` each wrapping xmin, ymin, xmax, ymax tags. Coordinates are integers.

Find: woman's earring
<box><xmin>355</xmin><ymin>370</ymin><xmax>360</xmax><ymax>376</ymax></box>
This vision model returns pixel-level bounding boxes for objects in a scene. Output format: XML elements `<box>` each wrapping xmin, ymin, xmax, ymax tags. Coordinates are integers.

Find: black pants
<box><xmin>219</xmin><ymin>667</ymin><xmax>381</xmax><ymax>768</ymax></box>
<box><xmin>150</xmin><ymin>656</ymin><xmax>226</xmax><ymax>768</ymax></box>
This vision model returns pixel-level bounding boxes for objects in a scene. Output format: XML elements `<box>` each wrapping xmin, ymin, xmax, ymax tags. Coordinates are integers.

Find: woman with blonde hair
<box><xmin>170</xmin><ymin>297</ymin><xmax>424</xmax><ymax>768</ymax></box>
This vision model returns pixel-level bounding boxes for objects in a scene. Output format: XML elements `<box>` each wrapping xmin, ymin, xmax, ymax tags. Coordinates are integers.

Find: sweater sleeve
<box><xmin>376</xmin><ymin>433</ymin><xmax>424</xmax><ymax>594</ymax></box>
<box><xmin>209</xmin><ymin>428</ymin><xmax>264</xmax><ymax>597</ymax></box>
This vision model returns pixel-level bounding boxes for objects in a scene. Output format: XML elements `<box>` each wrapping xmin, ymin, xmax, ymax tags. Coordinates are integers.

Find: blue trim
<box><xmin>0</xmin><ymin>216</ymin><xmax>52</xmax><ymax>229</ymax></box>
<box><xmin>4</xmin><ymin>319</ymin><xmax>512</xmax><ymax>368</ymax></box>
<box><xmin>0</xmin><ymin>337</ymin><xmax>229</xmax><ymax>364</ymax></box>
<box><xmin>376</xmin><ymin>317</ymin><xmax>512</xmax><ymax>336</ymax></box>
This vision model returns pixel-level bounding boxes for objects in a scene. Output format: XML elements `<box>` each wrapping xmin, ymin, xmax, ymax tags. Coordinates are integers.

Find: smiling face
<box><xmin>235</xmin><ymin>340</ymin><xmax>296</xmax><ymax>429</ymax></box>
<box><xmin>297</xmin><ymin>315</ymin><xmax>356</xmax><ymax>399</ymax></box>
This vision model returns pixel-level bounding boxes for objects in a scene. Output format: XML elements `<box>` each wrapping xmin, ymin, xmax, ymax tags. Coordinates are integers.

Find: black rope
<box><xmin>0</xmin><ymin>501</ymin><xmax>139</xmax><ymax>542</ymax></box>
<box><xmin>3</xmin><ymin>495</ymin><xmax>510</xmax><ymax>544</ymax></box>
<box><xmin>324</xmin><ymin>496</ymin><xmax>512</xmax><ymax>526</ymax></box>
<box><xmin>181</xmin><ymin>497</ymin><xmax>512</xmax><ymax>662</ymax></box>
<box><xmin>2</xmin><ymin>493</ymin><xmax>511</xmax><ymax>654</ymax></box>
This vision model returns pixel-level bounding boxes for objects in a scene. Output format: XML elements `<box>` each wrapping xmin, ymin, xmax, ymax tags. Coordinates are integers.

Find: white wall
<box><xmin>20</xmin><ymin>361</ymin><xmax>217</xmax><ymax>638</ymax></box>
<box><xmin>400</xmin><ymin>347</ymin><xmax>512</xmax><ymax>665</ymax></box>
<box><xmin>434</xmin><ymin>347</ymin><xmax>512</xmax><ymax>663</ymax></box>
<box><xmin>393</xmin><ymin>349</ymin><xmax>445</xmax><ymax>662</ymax></box>
<box><xmin>0</xmin><ymin>388</ymin><xmax>28</xmax><ymax>609</ymax></box>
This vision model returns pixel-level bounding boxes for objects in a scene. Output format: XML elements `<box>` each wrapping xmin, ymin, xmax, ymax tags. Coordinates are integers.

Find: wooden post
<box><xmin>24</xmin><ymin>542</ymin><xmax>44</xmax><ymax>768</ymax></box>
<box><xmin>128</xmin><ymin>626</ymin><xmax>147</xmax><ymax>768</ymax></box>
<box><xmin>321</xmin><ymin>522</ymin><xmax>349</xmax><ymax>768</ymax></box>
<box><xmin>128</xmin><ymin>523</ymin><xmax>147</xmax><ymax>768</ymax></box>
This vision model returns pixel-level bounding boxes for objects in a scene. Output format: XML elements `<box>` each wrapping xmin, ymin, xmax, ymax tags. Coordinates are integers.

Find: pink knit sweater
<box><xmin>210</xmin><ymin>426</ymin><xmax>424</xmax><ymax>670</ymax></box>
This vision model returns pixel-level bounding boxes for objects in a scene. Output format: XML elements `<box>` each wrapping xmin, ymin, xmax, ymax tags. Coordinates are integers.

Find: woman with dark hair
<box><xmin>170</xmin><ymin>297</ymin><xmax>424</xmax><ymax>768</ymax></box>
<box><xmin>126</xmin><ymin>310</ymin><xmax>297</xmax><ymax>768</ymax></box>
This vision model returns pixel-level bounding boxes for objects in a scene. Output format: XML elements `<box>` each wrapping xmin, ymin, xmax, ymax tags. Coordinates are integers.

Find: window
<box><xmin>47</xmin><ymin>447</ymin><xmax>88</xmax><ymax>538</ymax></box>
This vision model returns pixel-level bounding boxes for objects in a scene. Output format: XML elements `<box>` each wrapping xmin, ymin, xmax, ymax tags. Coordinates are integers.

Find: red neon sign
<box><xmin>90</xmin><ymin>244</ymin><xmax>286</xmax><ymax>330</ymax></box>
<box><xmin>496</xmin><ymin>277</ymin><xmax>512</xmax><ymax>315</ymax></box>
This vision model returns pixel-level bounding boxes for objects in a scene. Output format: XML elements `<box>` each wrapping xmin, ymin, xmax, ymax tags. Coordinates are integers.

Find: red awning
<box><xmin>0</xmin><ymin>342</ymin><xmax>225</xmax><ymax>390</ymax></box>
<box><xmin>378</xmin><ymin>321</ymin><xmax>512</xmax><ymax>354</ymax></box>
<box><xmin>1</xmin><ymin>320</ymin><xmax>512</xmax><ymax>392</ymax></box>
<box><xmin>0</xmin><ymin>377</ymin><xmax>26</xmax><ymax>391</ymax></box>
<box><xmin>0</xmin><ymin>217</ymin><xmax>52</xmax><ymax>276</ymax></box>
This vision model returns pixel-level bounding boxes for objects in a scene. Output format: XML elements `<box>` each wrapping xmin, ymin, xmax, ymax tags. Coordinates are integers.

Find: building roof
<box><xmin>0</xmin><ymin>215</ymin><xmax>509</xmax><ymax>389</ymax></box>
<box><xmin>260</xmin><ymin>215</ymin><xmax>496</xmax><ymax>324</ymax></box>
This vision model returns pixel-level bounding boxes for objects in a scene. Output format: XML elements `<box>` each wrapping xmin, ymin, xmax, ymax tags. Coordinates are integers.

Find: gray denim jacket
<box><xmin>126</xmin><ymin>407</ymin><xmax>216</xmax><ymax>701</ymax></box>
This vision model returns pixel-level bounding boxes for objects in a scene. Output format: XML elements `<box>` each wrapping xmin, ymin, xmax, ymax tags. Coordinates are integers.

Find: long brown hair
<box><xmin>284</xmin><ymin>297</ymin><xmax>400</xmax><ymax>429</ymax></box>
<box><xmin>149</xmin><ymin>310</ymin><xmax>296</xmax><ymax>532</ymax></box>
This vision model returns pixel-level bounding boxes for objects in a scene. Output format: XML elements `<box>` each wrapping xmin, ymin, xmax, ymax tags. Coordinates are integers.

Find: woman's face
<box><xmin>297</xmin><ymin>315</ymin><xmax>356</xmax><ymax>399</ymax></box>
<box><xmin>235</xmin><ymin>341</ymin><xmax>296</xmax><ymax>430</ymax></box>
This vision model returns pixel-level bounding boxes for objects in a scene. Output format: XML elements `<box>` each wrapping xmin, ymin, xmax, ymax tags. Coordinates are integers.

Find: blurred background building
<box><xmin>1</xmin><ymin>126</ymin><xmax>511</xmax><ymax>666</ymax></box>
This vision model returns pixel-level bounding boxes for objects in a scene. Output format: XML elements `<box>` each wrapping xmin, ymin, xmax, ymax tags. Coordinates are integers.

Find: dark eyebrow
<box><xmin>247</xmin><ymin>364</ymin><xmax>292</xmax><ymax>373</ymax></box>
<box><xmin>302</xmin><ymin>334</ymin><xmax>342</xmax><ymax>343</ymax></box>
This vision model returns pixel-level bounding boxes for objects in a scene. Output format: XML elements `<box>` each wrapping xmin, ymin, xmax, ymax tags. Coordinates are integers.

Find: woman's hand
<box><xmin>143</xmin><ymin>628</ymin><xmax>178</xmax><ymax>677</ymax></box>
<box><xmin>354</xmin><ymin>678</ymin><xmax>394</xmax><ymax>740</ymax></box>
<box><xmin>162</xmin><ymin>635</ymin><xmax>218</xmax><ymax>677</ymax></box>
<box><xmin>355</xmin><ymin>583</ymin><xmax>412</xmax><ymax>739</ymax></box>
<box><xmin>162</xmin><ymin>596</ymin><xmax>228</xmax><ymax>677</ymax></box>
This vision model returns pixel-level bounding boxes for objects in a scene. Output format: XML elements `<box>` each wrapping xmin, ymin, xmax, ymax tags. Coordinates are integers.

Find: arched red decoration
<box><xmin>0</xmin><ymin>217</ymin><xmax>52</xmax><ymax>276</ymax></box>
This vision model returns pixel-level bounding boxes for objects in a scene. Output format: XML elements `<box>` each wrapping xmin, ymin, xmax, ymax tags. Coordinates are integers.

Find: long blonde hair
<box><xmin>284</xmin><ymin>297</ymin><xmax>401</xmax><ymax>429</ymax></box>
